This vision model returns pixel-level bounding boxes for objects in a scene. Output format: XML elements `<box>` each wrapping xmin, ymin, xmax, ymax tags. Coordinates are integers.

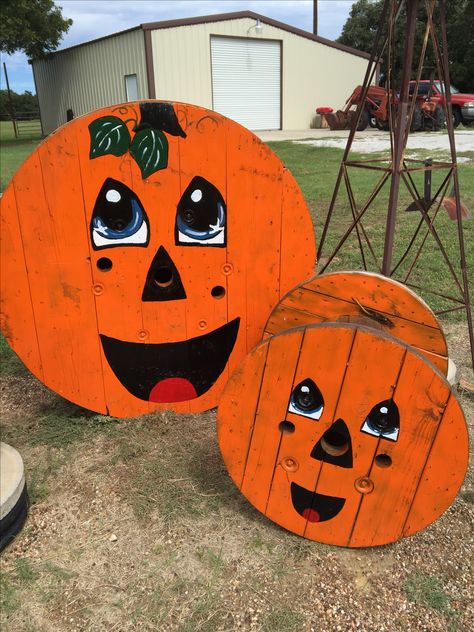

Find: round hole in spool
<box><xmin>211</xmin><ymin>285</ymin><xmax>226</xmax><ymax>299</ymax></box>
<box><xmin>153</xmin><ymin>266</ymin><xmax>174</xmax><ymax>288</ymax></box>
<box><xmin>279</xmin><ymin>421</ymin><xmax>295</xmax><ymax>434</ymax></box>
<box><xmin>320</xmin><ymin>428</ymin><xmax>349</xmax><ymax>457</ymax></box>
<box><xmin>96</xmin><ymin>257</ymin><xmax>113</xmax><ymax>271</ymax></box>
<box><xmin>375</xmin><ymin>453</ymin><xmax>392</xmax><ymax>468</ymax></box>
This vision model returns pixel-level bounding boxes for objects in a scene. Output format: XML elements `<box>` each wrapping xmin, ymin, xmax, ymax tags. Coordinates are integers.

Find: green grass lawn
<box><xmin>0</xmin><ymin>120</ymin><xmax>42</xmax><ymax>191</ymax></box>
<box><xmin>268</xmin><ymin>141</ymin><xmax>473</xmax><ymax>317</ymax></box>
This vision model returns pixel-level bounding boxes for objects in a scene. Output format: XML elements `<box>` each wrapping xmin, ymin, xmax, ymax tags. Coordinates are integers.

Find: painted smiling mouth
<box><xmin>291</xmin><ymin>482</ymin><xmax>345</xmax><ymax>523</ymax></box>
<box><xmin>100</xmin><ymin>318</ymin><xmax>240</xmax><ymax>403</ymax></box>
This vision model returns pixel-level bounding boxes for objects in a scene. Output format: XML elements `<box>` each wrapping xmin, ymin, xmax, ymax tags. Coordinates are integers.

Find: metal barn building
<box><xmin>32</xmin><ymin>11</ymin><xmax>370</xmax><ymax>135</ymax></box>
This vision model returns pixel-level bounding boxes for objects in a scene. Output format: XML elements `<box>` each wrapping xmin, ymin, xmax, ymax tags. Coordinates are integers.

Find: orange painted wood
<box><xmin>347</xmin><ymin>349</ymin><xmax>450</xmax><ymax>547</ymax></box>
<box><xmin>0</xmin><ymin>183</ymin><xmax>43</xmax><ymax>380</ymax></box>
<box><xmin>303</xmin><ymin>328</ymin><xmax>406</xmax><ymax>546</ymax></box>
<box><xmin>265</xmin><ymin>271</ymin><xmax>448</xmax><ymax>374</ymax></box>
<box><xmin>0</xmin><ymin>101</ymin><xmax>316</xmax><ymax>417</ymax></box>
<box><xmin>265</xmin><ymin>325</ymin><xmax>356</xmax><ymax>537</ymax></box>
<box><xmin>217</xmin><ymin>342</ymin><xmax>269</xmax><ymax>487</ymax></box>
<box><xmin>402</xmin><ymin>394</ymin><xmax>469</xmax><ymax>537</ymax></box>
<box><xmin>240</xmin><ymin>330</ymin><xmax>304</xmax><ymax>512</ymax></box>
<box><xmin>217</xmin><ymin>323</ymin><xmax>468</xmax><ymax>547</ymax></box>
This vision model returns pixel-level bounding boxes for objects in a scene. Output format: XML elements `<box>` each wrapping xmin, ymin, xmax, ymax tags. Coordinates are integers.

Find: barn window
<box><xmin>125</xmin><ymin>74</ymin><xmax>138</xmax><ymax>101</ymax></box>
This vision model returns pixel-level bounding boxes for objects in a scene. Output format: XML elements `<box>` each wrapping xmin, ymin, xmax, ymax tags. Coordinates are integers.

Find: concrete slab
<box><xmin>256</xmin><ymin>129</ymin><xmax>356</xmax><ymax>142</ymax></box>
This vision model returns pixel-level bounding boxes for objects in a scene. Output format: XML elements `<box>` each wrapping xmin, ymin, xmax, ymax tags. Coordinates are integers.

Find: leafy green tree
<box><xmin>338</xmin><ymin>0</ymin><xmax>384</xmax><ymax>54</ymax></box>
<box><xmin>1</xmin><ymin>0</ymin><xmax>72</xmax><ymax>59</ymax></box>
<box><xmin>338</xmin><ymin>0</ymin><xmax>474</xmax><ymax>92</ymax></box>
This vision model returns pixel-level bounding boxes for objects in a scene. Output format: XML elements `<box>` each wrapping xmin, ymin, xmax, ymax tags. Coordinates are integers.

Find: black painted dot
<box><xmin>279</xmin><ymin>421</ymin><xmax>295</xmax><ymax>434</ymax></box>
<box><xmin>375</xmin><ymin>453</ymin><xmax>392</xmax><ymax>468</ymax></box>
<box><xmin>96</xmin><ymin>257</ymin><xmax>113</xmax><ymax>271</ymax></box>
<box><xmin>211</xmin><ymin>285</ymin><xmax>226</xmax><ymax>299</ymax></box>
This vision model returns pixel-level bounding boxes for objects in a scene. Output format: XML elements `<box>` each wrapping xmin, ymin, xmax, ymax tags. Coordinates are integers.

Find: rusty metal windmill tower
<box><xmin>317</xmin><ymin>0</ymin><xmax>473</xmax><ymax>371</ymax></box>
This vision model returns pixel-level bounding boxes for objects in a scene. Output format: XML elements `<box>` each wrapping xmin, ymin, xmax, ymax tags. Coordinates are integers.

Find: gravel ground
<box><xmin>295</xmin><ymin>129</ymin><xmax>474</xmax><ymax>154</ymax></box>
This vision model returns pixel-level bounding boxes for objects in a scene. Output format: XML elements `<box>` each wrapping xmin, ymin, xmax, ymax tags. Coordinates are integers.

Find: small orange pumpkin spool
<box><xmin>0</xmin><ymin>101</ymin><xmax>316</xmax><ymax>416</ymax></box>
<box><xmin>217</xmin><ymin>323</ymin><xmax>468</xmax><ymax>547</ymax></box>
<box><xmin>265</xmin><ymin>270</ymin><xmax>448</xmax><ymax>374</ymax></box>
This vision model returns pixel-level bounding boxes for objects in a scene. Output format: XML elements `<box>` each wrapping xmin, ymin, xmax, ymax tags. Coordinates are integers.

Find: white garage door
<box><xmin>211</xmin><ymin>36</ymin><xmax>281</xmax><ymax>131</ymax></box>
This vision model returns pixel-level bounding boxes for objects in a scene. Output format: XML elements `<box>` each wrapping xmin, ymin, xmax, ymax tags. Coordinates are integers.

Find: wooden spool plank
<box><xmin>279</xmin><ymin>169</ymin><xmax>316</xmax><ymax>295</ymax></box>
<box><xmin>217</xmin><ymin>342</ymin><xmax>270</xmax><ymax>488</ymax></box>
<box><xmin>37</xmin><ymin>128</ymin><xmax>107</xmax><ymax>410</ymax></box>
<box><xmin>278</xmin><ymin>288</ymin><xmax>446</xmax><ymax>356</ymax></box>
<box><xmin>174</xmin><ymin>106</ymin><xmax>229</xmax><ymax>413</ymax></box>
<box><xmin>265</xmin><ymin>325</ymin><xmax>356</xmax><ymax>537</ymax></box>
<box><xmin>304</xmin><ymin>328</ymin><xmax>406</xmax><ymax>545</ymax></box>
<box><xmin>348</xmin><ymin>350</ymin><xmax>450</xmax><ymax>547</ymax></box>
<box><xmin>266</xmin><ymin>302</ymin><xmax>446</xmax><ymax>371</ymax></box>
<box><xmin>1</xmin><ymin>101</ymin><xmax>316</xmax><ymax>417</ymax></box>
<box><xmin>11</xmin><ymin>143</ymin><xmax>106</xmax><ymax>410</ymax></box>
<box><xmin>226</xmin><ymin>122</ymin><xmax>283</xmax><ymax>356</ymax></box>
<box><xmin>265</xmin><ymin>271</ymin><xmax>448</xmax><ymax>375</ymax></box>
<box><xmin>240</xmin><ymin>330</ymin><xmax>304</xmax><ymax>513</ymax></box>
<box><xmin>402</xmin><ymin>394</ymin><xmax>469</xmax><ymax>537</ymax></box>
<box><xmin>0</xmin><ymin>187</ymin><xmax>43</xmax><ymax>379</ymax></box>
<box><xmin>73</xmin><ymin>106</ymin><xmax>151</xmax><ymax>417</ymax></box>
<box><xmin>217</xmin><ymin>323</ymin><xmax>468</xmax><ymax>547</ymax></box>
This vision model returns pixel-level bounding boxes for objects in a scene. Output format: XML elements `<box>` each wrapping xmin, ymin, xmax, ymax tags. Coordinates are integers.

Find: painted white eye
<box><xmin>106</xmin><ymin>189</ymin><xmax>121</xmax><ymax>203</ymax></box>
<box><xmin>190</xmin><ymin>189</ymin><xmax>202</xmax><ymax>203</ymax></box>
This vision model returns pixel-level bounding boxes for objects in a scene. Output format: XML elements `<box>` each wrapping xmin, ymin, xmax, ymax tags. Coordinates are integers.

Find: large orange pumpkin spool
<box><xmin>217</xmin><ymin>322</ymin><xmax>468</xmax><ymax>547</ymax></box>
<box><xmin>0</xmin><ymin>101</ymin><xmax>316</xmax><ymax>416</ymax></box>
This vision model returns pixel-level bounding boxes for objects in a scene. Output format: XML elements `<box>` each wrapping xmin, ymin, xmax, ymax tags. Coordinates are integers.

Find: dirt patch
<box><xmin>1</xmin><ymin>320</ymin><xmax>473</xmax><ymax>631</ymax></box>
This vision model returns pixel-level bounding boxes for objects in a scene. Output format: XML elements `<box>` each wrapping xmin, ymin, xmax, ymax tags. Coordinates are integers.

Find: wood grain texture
<box><xmin>0</xmin><ymin>101</ymin><xmax>316</xmax><ymax>417</ymax></box>
<box><xmin>217</xmin><ymin>323</ymin><xmax>468</xmax><ymax>547</ymax></box>
<box><xmin>265</xmin><ymin>271</ymin><xmax>448</xmax><ymax>374</ymax></box>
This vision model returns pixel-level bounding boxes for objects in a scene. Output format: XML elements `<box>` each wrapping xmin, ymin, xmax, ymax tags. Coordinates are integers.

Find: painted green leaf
<box><xmin>89</xmin><ymin>116</ymin><xmax>131</xmax><ymax>159</ymax></box>
<box><xmin>130</xmin><ymin>128</ymin><xmax>168</xmax><ymax>178</ymax></box>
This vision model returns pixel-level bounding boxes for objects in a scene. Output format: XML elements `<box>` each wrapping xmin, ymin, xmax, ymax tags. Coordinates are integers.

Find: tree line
<box><xmin>338</xmin><ymin>0</ymin><xmax>474</xmax><ymax>93</ymax></box>
<box><xmin>0</xmin><ymin>90</ymin><xmax>39</xmax><ymax>120</ymax></box>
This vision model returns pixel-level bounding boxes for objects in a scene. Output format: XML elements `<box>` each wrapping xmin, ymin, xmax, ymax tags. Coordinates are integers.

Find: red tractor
<box><xmin>319</xmin><ymin>83</ymin><xmax>445</xmax><ymax>132</ymax></box>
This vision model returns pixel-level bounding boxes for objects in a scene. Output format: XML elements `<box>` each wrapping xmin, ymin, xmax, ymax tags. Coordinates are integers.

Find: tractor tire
<box><xmin>452</xmin><ymin>107</ymin><xmax>462</xmax><ymax>128</ymax></box>
<box><xmin>357</xmin><ymin>109</ymin><xmax>370</xmax><ymax>131</ymax></box>
<box><xmin>376</xmin><ymin>120</ymin><xmax>390</xmax><ymax>131</ymax></box>
<box><xmin>425</xmin><ymin>104</ymin><xmax>445</xmax><ymax>131</ymax></box>
<box><xmin>410</xmin><ymin>107</ymin><xmax>423</xmax><ymax>132</ymax></box>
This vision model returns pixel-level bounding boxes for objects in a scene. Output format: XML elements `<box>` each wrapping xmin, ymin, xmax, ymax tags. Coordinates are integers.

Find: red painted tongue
<box><xmin>302</xmin><ymin>507</ymin><xmax>320</xmax><ymax>523</ymax></box>
<box><xmin>149</xmin><ymin>378</ymin><xmax>198</xmax><ymax>403</ymax></box>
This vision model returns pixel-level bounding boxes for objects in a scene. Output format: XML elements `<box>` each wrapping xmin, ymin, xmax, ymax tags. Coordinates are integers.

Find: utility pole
<box><xmin>3</xmin><ymin>63</ymin><xmax>18</xmax><ymax>139</ymax></box>
<box><xmin>313</xmin><ymin>0</ymin><xmax>318</xmax><ymax>35</ymax></box>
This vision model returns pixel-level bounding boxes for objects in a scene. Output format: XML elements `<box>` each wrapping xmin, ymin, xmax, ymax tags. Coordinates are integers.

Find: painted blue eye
<box><xmin>91</xmin><ymin>178</ymin><xmax>149</xmax><ymax>249</ymax></box>
<box><xmin>176</xmin><ymin>176</ymin><xmax>226</xmax><ymax>246</ymax></box>
<box><xmin>288</xmin><ymin>378</ymin><xmax>324</xmax><ymax>420</ymax></box>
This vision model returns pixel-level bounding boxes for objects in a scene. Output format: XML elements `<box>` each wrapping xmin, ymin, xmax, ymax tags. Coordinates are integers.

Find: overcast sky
<box><xmin>1</xmin><ymin>0</ymin><xmax>357</xmax><ymax>94</ymax></box>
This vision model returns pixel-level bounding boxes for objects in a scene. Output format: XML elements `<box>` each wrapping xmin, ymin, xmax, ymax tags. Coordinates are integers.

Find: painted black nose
<box><xmin>311</xmin><ymin>418</ymin><xmax>353</xmax><ymax>468</ymax></box>
<box><xmin>142</xmin><ymin>246</ymin><xmax>186</xmax><ymax>302</ymax></box>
